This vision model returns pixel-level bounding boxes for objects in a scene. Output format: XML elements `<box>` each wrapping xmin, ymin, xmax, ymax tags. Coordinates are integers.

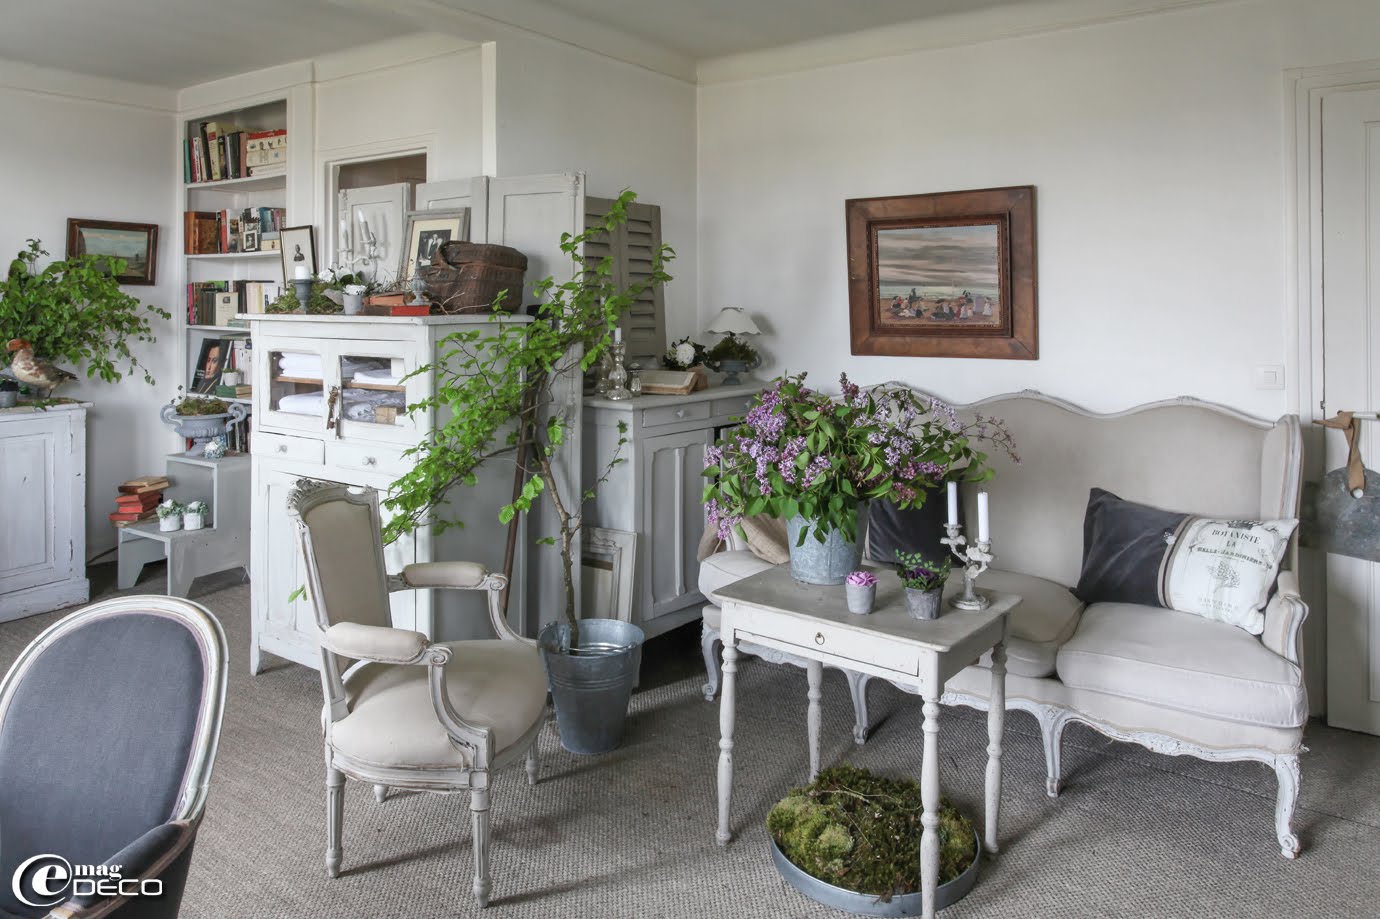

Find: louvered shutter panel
<box><xmin>585</xmin><ymin>197</ymin><xmax>666</xmax><ymax>360</ymax></box>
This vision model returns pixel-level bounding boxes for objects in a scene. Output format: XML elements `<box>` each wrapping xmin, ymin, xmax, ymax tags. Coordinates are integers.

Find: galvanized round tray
<box><xmin>768</xmin><ymin>830</ymin><xmax>980</xmax><ymax>917</ymax></box>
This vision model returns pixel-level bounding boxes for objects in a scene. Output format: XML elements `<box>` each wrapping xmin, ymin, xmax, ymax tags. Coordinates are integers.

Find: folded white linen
<box><xmin>277</xmin><ymin>391</ymin><xmax>324</xmax><ymax>415</ymax></box>
<box><xmin>352</xmin><ymin>367</ymin><xmax>404</xmax><ymax>385</ymax></box>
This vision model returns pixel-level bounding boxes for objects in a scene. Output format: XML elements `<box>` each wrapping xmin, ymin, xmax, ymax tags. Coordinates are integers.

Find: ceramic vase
<box><xmin>184</xmin><ymin>512</ymin><xmax>205</xmax><ymax>531</ymax></box>
<box><xmin>159</xmin><ymin>515</ymin><xmax>182</xmax><ymax>533</ymax></box>
<box><xmin>845</xmin><ymin>583</ymin><xmax>876</xmax><ymax>614</ymax></box>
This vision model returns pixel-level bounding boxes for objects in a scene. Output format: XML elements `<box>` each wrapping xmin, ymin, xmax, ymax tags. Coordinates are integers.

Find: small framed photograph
<box><xmin>65</xmin><ymin>218</ymin><xmax>159</xmax><ymax>285</ymax></box>
<box><xmin>241</xmin><ymin>226</ymin><xmax>260</xmax><ymax>252</ymax></box>
<box><xmin>279</xmin><ymin>225</ymin><xmax>317</xmax><ymax>282</ymax></box>
<box><xmin>400</xmin><ymin>208</ymin><xmax>470</xmax><ymax>282</ymax></box>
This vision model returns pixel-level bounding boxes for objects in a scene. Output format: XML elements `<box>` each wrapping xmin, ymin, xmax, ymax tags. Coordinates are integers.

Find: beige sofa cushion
<box><xmin>973</xmin><ymin>568</ymin><xmax>1083</xmax><ymax>678</ymax></box>
<box><xmin>1056</xmin><ymin>603</ymin><xmax>1306</xmax><ymax>728</ymax></box>
<box><xmin>331</xmin><ymin>639</ymin><xmax>546</xmax><ymax>769</ymax></box>
<box><xmin>699</xmin><ymin>550</ymin><xmax>776</xmax><ymax>604</ymax></box>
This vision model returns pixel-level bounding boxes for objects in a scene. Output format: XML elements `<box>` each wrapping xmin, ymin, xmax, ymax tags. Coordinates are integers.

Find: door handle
<box><xmin>326</xmin><ymin>386</ymin><xmax>341</xmax><ymax>437</ymax></box>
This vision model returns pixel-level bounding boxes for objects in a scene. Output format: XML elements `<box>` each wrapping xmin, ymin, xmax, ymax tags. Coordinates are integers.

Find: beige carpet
<box><xmin>4</xmin><ymin>571</ymin><xmax>1380</xmax><ymax>918</ymax></box>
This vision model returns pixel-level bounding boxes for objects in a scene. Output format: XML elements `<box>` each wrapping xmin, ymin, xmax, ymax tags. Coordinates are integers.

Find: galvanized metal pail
<box><xmin>786</xmin><ymin>504</ymin><xmax>868</xmax><ymax>585</ymax></box>
<box><xmin>538</xmin><ymin>618</ymin><xmax>645</xmax><ymax>755</ymax></box>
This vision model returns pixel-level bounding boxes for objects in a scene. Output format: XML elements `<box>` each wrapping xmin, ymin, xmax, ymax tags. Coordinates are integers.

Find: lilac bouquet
<box><xmin>703</xmin><ymin>372</ymin><xmax>1013</xmax><ymax>547</ymax></box>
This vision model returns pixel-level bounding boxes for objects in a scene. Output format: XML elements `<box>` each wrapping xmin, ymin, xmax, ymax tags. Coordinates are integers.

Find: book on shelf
<box><xmin>186</xmin><ymin>125</ymin><xmax>286</xmax><ymax>184</ymax></box>
<box><xmin>229</xmin><ymin>338</ymin><xmax>253</xmax><ymax>376</ymax></box>
<box><xmin>186</xmin><ymin>280</ymin><xmax>281</xmax><ymax>324</ymax></box>
<box><xmin>183</xmin><ymin>208</ymin><xmax>284</xmax><ymax>255</ymax></box>
<box><xmin>215</xmin><ymin>383</ymin><xmax>252</xmax><ymax>399</ymax></box>
<box><xmin>115</xmin><ymin>490</ymin><xmax>163</xmax><ymax>508</ymax></box>
<box><xmin>118</xmin><ymin>475</ymin><xmax>170</xmax><ymax>495</ymax></box>
<box><xmin>248</xmin><ymin>163</ymin><xmax>287</xmax><ymax>178</ymax></box>
<box><xmin>109</xmin><ymin>509</ymin><xmax>157</xmax><ymax>526</ymax></box>
<box><xmin>191</xmin><ymin>337</ymin><xmax>231</xmax><ymax>394</ymax></box>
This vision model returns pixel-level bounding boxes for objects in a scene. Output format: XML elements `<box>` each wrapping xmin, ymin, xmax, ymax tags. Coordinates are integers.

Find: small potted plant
<box><xmin>157</xmin><ymin>500</ymin><xmax>185</xmax><ymax>533</ymax></box>
<box><xmin>184</xmin><ymin>500</ymin><xmax>209</xmax><ymax>531</ymax></box>
<box><xmin>844</xmin><ymin>570</ymin><xmax>878</xmax><ymax>614</ymax></box>
<box><xmin>704</xmin><ymin>333</ymin><xmax>761</xmax><ymax>385</ymax></box>
<box><xmin>895</xmin><ymin>550</ymin><xmax>952</xmax><ymax>620</ymax></box>
<box><xmin>662</xmin><ymin>337</ymin><xmax>706</xmax><ymax>371</ymax></box>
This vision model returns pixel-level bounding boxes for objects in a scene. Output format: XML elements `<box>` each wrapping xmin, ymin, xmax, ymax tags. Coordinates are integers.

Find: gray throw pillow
<box><xmin>867</xmin><ymin>496</ymin><xmax>953</xmax><ymax>566</ymax></box>
<box><xmin>1074</xmin><ymin>488</ymin><xmax>1186</xmax><ymax>607</ymax></box>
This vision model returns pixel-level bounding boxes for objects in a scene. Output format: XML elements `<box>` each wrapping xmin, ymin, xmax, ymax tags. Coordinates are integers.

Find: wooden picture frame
<box><xmin>279</xmin><ymin>225</ymin><xmax>317</xmax><ymax>282</ymax></box>
<box><xmin>65</xmin><ymin>218</ymin><xmax>158</xmax><ymax>285</ymax></box>
<box><xmin>846</xmin><ymin>186</ymin><xmax>1037</xmax><ymax>359</ymax></box>
<box><xmin>399</xmin><ymin>208</ymin><xmax>471</xmax><ymax>282</ymax></box>
<box><xmin>580</xmin><ymin>527</ymin><xmax>636</xmax><ymax>621</ymax></box>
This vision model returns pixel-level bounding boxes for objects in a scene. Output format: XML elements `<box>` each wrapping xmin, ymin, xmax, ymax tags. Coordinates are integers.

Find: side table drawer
<box><xmin>642</xmin><ymin>402</ymin><xmax>710</xmax><ymax>428</ymax></box>
<box><xmin>737</xmin><ymin>617</ymin><xmax>920</xmax><ymax>676</ymax></box>
<box><xmin>327</xmin><ymin>441</ymin><xmax>407</xmax><ymax>475</ymax></box>
<box><xmin>712</xmin><ymin>396</ymin><xmax>756</xmax><ymax>419</ymax></box>
<box><xmin>254</xmin><ymin>431</ymin><xmax>324</xmax><ymax>466</ymax></box>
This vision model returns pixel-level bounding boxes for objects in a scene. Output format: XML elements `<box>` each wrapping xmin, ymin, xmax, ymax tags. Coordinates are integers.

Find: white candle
<box><xmin>293</xmin><ymin>264</ymin><xmax>310</xmax><ymax>280</ymax></box>
<box><xmin>946</xmin><ymin>482</ymin><xmax>958</xmax><ymax>527</ymax></box>
<box><xmin>614</xmin><ymin>327</ymin><xmax>622</xmax><ymax>344</ymax></box>
<box><xmin>976</xmin><ymin>491</ymin><xmax>990</xmax><ymax>543</ymax></box>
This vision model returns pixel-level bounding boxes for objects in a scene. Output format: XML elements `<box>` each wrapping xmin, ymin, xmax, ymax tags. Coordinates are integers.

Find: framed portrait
<box><xmin>846</xmin><ymin>186</ymin><xmax>1037</xmax><ymax>360</ymax></box>
<box><xmin>400</xmin><ymin>208</ymin><xmax>470</xmax><ymax>282</ymax></box>
<box><xmin>65</xmin><ymin>219</ymin><xmax>158</xmax><ymax>285</ymax></box>
<box><xmin>191</xmin><ymin>337</ymin><xmax>229</xmax><ymax>394</ymax></box>
<box><xmin>279</xmin><ymin>225</ymin><xmax>317</xmax><ymax>282</ymax></box>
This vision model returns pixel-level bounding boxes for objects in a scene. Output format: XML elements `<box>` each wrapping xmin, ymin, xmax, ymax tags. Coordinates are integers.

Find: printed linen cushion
<box><xmin>1074</xmin><ymin>488</ymin><xmax>1296</xmax><ymax>635</ymax></box>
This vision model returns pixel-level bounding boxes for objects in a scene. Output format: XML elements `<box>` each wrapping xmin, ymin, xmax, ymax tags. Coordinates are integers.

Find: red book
<box><xmin>108</xmin><ymin>509</ymin><xmax>156</xmax><ymax>523</ymax></box>
<box><xmin>115</xmin><ymin>493</ymin><xmax>161</xmax><ymax>509</ymax></box>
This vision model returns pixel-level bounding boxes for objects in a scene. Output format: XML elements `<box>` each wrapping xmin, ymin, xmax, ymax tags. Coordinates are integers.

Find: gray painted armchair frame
<box><xmin>289</xmin><ymin>480</ymin><xmax>542</xmax><ymax>908</ymax></box>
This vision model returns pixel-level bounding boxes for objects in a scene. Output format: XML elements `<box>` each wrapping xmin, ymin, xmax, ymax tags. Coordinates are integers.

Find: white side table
<box><xmin>714</xmin><ymin>567</ymin><xmax>1018</xmax><ymax>919</ymax></box>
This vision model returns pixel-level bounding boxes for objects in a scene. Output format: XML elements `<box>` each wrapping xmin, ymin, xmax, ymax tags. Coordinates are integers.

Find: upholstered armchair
<box><xmin>0</xmin><ymin>596</ymin><xmax>228</xmax><ymax>919</ymax></box>
<box><xmin>287</xmin><ymin>481</ymin><xmax>547</xmax><ymax>909</ymax></box>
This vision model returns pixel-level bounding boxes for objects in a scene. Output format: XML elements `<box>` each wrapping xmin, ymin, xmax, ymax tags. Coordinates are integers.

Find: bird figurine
<box><xmin>5</xmin><ymin>339</ymin><xmax>77</xmax><ymax>399</ymax></box>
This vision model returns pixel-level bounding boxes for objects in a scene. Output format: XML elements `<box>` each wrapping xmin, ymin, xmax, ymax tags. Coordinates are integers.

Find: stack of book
<box><xmin>186</xmin><ymin>280</ymin><xmax>281</xmax><ymax>323</ymax></box>
<box><xmin>108</xmin><ymin>475</ymin><xmax>169</xmax><ymax>527</ymax></box>
<box><xmin>183</xmin><ymin>207</ymin><xmax>286</xmax><ymax>255</ymax></box>
<box><xmin>185</xmin><ymin>123</ymin><xmax>288</xmax><ymax>184</ymax></box>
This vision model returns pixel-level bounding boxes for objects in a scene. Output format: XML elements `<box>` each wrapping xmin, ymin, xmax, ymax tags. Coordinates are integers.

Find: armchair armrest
<box><xmin>322</xmin><ymin>622</ymin><xmax>429</xmax><ymax>664</ymax></box>
<box><xmin>1262</xmin><ymin>569</ymin><xmax>1309</xmax><ymax>665</ymax></box>
<box><xmin>48</xmin><ymin>819</ymin><xmax>197</xmax><ymax>918</ymax></box>
<box><xmin>400</xmin><ymin>561</ymin><xmax>489</xmax><ymax>590</ymax></box>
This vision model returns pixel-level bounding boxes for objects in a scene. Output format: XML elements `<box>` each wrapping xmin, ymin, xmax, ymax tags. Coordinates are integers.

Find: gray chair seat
<box><xmin>334</xmin><ymin>640</ymin><xmax>547</xmax><ymax>769</ymax></box>
<box><xmin>974</xmin><ymin>568</ymin><xmax>1084</xmax><ymax>678</ymax></box>
<box><xmin>1056</xmin><ymin>603</ymin><xmax>1307</xmax><ymax>728</ymax></box>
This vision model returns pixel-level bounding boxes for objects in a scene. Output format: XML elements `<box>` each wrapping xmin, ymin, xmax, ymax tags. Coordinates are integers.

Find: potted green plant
<box><xmin>703</xmin><ymin>374</ymin><xmax>1009</xmax><ymax>585</ymax></box>
<box><xmin>768</xmin><ymin>764</ymin><xmax>980</xmax><ymax>914</ymax></box>
<box><xmin>662</xmin><ymin>336</ymin><xmax>706</xmax><ymax>370</ymax></box>
<box><xmin>704</xmin><ymin>333</ymin><xmax>760</xmax><ymax>384</ymax></box>
<box><xmin>0</xmin><ymin>240</ymin><xmax>170</xmax><ymax>389</ymax></box>
<box><xmin>895</xmin><ymin>550</ymin><xmax>952</xmax><ymax>620</ymax></box>
<box><xmin>161</xmin><ymin>388</ymin><xmax>247</xmax><ymax>456</ymax></box>
<box><xmin>383</xmin><ymin>190</ymin><xmax>674</xmax><ymax>755</ymax></box>
<box><xmin>157</xmin><ymin>500</ymin><xmax>185</xmax><ymax>533</ymax></box>
<box><xmin>184</xmin><ymin>500</ymin><xmax>209</xmax><ymax>531</ymax></box>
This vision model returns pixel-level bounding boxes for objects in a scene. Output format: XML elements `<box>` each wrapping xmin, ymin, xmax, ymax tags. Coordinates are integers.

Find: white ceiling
<box><xmin>0</xmin><ymin>0</ymin><xmax>1214</xmax><ymax>89</ymax></box>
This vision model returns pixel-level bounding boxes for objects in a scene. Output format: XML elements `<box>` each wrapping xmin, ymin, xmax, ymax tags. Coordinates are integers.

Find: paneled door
<box><xmin>1322</xmin><ymin>86</ymin><xmax>1380</xmax><ymax>735</ymax></box>
<box><xmin>640</xmin><ymin>429</ymin><xmax>711</xmax><ymax>620</ymax></box>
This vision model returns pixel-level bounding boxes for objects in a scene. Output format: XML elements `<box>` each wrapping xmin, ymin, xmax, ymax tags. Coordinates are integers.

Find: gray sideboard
<box><xmin>583</xmin><ymin>382</ymin><xmax>760</xmax><ymax>639</ymax></box>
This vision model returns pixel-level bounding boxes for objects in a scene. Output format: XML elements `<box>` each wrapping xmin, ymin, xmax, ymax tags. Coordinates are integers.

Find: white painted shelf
<box><xmin>186</xmin><ymin>252</ymin><xmax>279</xmax><ymax>261</ymax></box>
<box><xmin>185</xmin><ymin>174</ymin><xmax>286</xmax><ymax>193</ymax></box>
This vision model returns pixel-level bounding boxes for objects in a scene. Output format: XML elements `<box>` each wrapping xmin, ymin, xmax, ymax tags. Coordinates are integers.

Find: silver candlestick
<box><xmin>939</xmin><ymin>523</ymin><xmax>993</xmax><ymax>610</ymax></box>
<box><xmin>604</xmin><ymin>341</ymin><xmax>632</xmax><ymax>401</ymax></box>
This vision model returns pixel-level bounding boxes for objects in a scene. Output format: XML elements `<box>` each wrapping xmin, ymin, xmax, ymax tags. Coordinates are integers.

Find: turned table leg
<box><xmin>985</xmin><ymin>640</ymin><xmax>1006</xmax><ymax>854</ymax></box>
<box><xmin>716</xmin><ymin>637</ymin><xmax>739</xmax><ymax>846</ymax></box>
<box><xmin>807</xmin><ymin>659</ymin><xmax>823</xmax><ymax>782</ymax></box>
<box><xmin>919</xmin><ymin>694</ymin><xmax>941</xmax><ymax>919</ymax></box>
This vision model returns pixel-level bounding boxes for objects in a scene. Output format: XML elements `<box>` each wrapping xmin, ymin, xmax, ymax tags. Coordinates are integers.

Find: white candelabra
<box><xmin>939</xmin><ymin>484</ymin><xmax>993</xmax><ymax>610</ymax></box>
<box><xmin>337</xmin><ymin>211</ymin><xmax>380</xmax><ymax>276</ymax></box>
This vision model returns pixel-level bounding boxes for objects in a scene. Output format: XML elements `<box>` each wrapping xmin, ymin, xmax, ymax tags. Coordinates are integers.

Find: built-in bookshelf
<box><xmin>180</xmin><ymin>96</ymin><xmax>293</xmax><ymax>454</ymax></box>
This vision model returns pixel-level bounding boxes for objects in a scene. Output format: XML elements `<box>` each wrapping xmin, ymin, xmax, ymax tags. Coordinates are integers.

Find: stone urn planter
<box><xmin>161</xmin><ymin>401</ymin><xmax>247</xmax><ymax>456</ymax></box>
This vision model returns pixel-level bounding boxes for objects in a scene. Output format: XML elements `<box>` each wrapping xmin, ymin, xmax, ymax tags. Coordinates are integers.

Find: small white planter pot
<box><xmin>845</xmin><ymin>583</ymin><xmax>876</xmax><ymax>614</ymax></box>
<box><xmin>184</xmin><ymin>512</ymin><xmax>205</xmax><ymax>531</ymax></box>
<box><xmin>159</xmin><ymin>515</ymin><xmax>183</xmax><ymax>532</ymax></box>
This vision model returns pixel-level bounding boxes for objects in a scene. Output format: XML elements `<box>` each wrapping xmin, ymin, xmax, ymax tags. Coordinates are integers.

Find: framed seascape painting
<box><xmin>65</xmin><ymin>219</ymin><xmax>158</xmax><ymax>285</ymax></box>
<box><xmin>845</xmin><ymin>186</ymin><xmax>1037</xmax><ymax>359</ymax></box>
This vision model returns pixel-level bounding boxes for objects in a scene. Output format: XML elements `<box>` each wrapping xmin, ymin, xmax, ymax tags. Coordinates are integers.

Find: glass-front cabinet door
<box><xmin>255</xmin><ymin>337</ymin><xmax>328</xmax><ymax>436</ymax></box>
<box><xmin>331</xmin><ymin>342</ymin><xmax>423</xmax><ymax>446</ymax></box>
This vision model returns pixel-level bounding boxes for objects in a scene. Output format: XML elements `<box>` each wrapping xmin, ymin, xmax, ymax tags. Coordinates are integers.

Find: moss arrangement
<box><xmin>265</xmin><ymin>283</ymin><xmax>341</xmax><ymax>315</ymax></box>
<box><xmin>706</xmin><ymin>333</ymin><xmax>758</xmax><ymax>363</ymax></box>
<box><xmin>175</xmin><ymin>396</ymin><xmax>229</xmax><ymax>416</ymax></box>
<box><xmin>767</xmin><ymin>764</ymin><xmax>976</xmax><ymax>901</ymax></box>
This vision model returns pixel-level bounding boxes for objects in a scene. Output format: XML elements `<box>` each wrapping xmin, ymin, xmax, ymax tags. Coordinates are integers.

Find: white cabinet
<box><xmin>0</xmin><ymin>405</ymin><xmax>89</xmax><ymax>620</ymax></box>
<box><xmin>245</xmin><ymin>315</ymin><xmax>527</xmax><ymax>674</ymax></box>
<box><xmin>583</xmin><ymin>384</ymin><xmax>760</xmax><ymax>638</ymax></box>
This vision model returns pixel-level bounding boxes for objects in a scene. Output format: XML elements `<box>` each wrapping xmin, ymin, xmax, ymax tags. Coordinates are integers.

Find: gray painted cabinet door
<box><xmin>640</xmin><ymin>428</ymin><xmax>710</xmax><ymax>619</ymax></box>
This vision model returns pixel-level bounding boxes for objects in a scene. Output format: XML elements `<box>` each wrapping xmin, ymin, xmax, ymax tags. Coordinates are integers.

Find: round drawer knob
<box><xmin>276</xmin><ymin>444</ymin><xmax>287</xmax><ymax>453</ymax></box>
<box><xmin>363</xmin><ymin>457</ymin><xmax>377</xmax><ymax>466</ymax></box>
<box><xmin>815</xmin><ymin>632</ymin><xmax>825</xmax><ymax>646</ymax></box>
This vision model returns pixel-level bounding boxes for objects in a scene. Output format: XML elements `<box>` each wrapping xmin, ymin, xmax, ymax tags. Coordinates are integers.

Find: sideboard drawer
<box><xmin>326</xmin><ymin>441</ymin><xmax>407</xmax><ymax>475</ymax></box>
<box><xmin>642</xmin><ymin>402</ymin><xmax>710</xmax><ymax>428</ymax></box>
<box><xmin>712</xmin><ymin>396</ymin><xmax>756</xmax><ymax>419</ymax></box>
<box><xmin>737</xmin><ymin>617</ymin><xmax>919</xmax><ymax>677</ymax></box>
<box><xmin>254</xmin><ymin>431</ymin><xmax>324</xmax><ymax>466</ymax></box>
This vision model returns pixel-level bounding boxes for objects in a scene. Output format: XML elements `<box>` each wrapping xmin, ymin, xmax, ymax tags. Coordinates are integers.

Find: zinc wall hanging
<box><xmin>846</xmin><ymin>185</ymin><xmax>1037</xmax><ymax>359</ymax></box>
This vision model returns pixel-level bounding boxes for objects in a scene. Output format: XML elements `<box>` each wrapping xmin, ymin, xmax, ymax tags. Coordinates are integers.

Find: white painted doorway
<box><xmin>1321</xmin><ymin>86</ymin><xmax>1380</xmax><ymax>735</ymax></box>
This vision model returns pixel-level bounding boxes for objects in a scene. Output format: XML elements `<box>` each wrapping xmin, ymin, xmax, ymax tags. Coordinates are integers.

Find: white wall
<box><xmin>0</xmin><ymin>61</ymin><xmax>177</xmax><ymax>558</ymax></box>
<box><xmin>697</xmin><ymin>0</ymin><xmax>1380</xmax><ymax>417</ymax></box>
<box><xmin>491</xmin><ymin>33</ymin><xmax>699</xmax><ymax>341</ymax></box>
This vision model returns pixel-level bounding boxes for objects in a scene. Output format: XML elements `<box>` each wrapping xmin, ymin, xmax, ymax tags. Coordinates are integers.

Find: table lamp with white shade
<box><xmin>703</xmin><ymin>307</ymin><xmax>762</xmax><ymax>385</ymax></box>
